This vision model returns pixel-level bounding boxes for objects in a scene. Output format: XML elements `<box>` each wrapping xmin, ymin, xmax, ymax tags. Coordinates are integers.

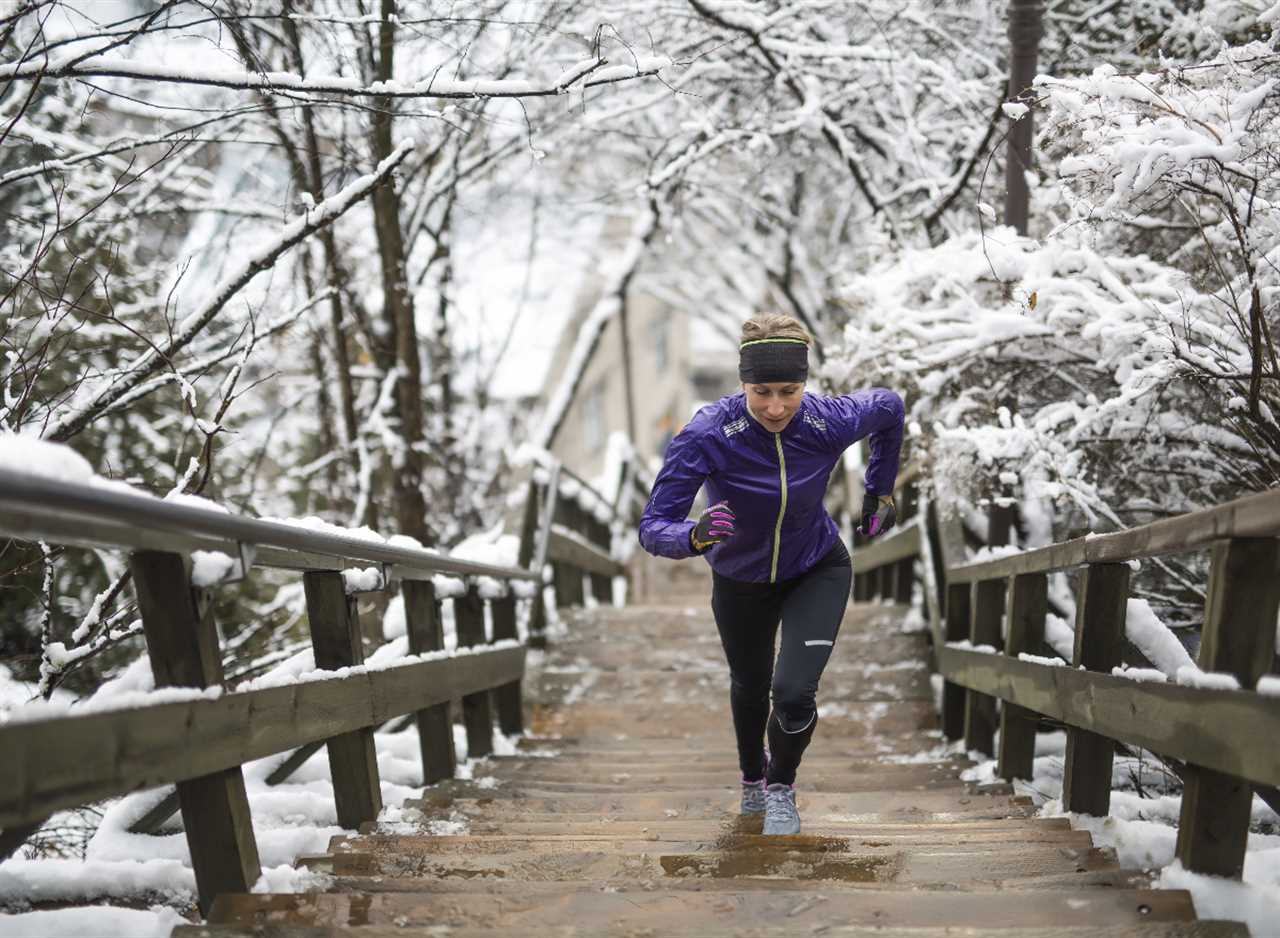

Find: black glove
<box><xmin>690</xmin><ymin>501</ymin><xmax>736</xmax><ymax>553</ymax></box>
<box><xmin>858</xmin><ymin>493</ymin><xmax>896</xmax><ymax>538</ymax></box>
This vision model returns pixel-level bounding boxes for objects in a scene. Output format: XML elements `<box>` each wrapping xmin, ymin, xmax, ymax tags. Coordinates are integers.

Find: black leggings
<box><xmin>711</xmin><ymin>541</ymin><xmax>852</xmax><ymax>786</ymax></box>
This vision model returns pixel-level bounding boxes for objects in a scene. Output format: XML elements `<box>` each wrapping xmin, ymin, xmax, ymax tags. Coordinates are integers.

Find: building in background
<box><xmin>539</xmin><ymin>276</ymin><xmax>739</xmax><ymax>487</ymax></box>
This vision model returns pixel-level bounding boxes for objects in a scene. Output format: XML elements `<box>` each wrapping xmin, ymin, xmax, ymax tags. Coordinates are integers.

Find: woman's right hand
<box><xmin>690</xmin><ymin>501</ymin><xmax>736</xmax><ymax>553</ymax></box>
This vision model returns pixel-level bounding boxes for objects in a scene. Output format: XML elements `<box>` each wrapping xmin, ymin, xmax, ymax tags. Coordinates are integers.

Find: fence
<box><xmin>852</xmin><ymin>469</ymin><xmax>1280</xmax><ymax>882</ymax></box>
<box><xmin>0</xmin><ymin>454</ymin><xmax>637</xmax><ymax>913</ymax></box>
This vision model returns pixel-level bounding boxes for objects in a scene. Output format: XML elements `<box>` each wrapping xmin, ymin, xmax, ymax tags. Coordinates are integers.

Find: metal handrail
<box><xmin>0</xmin><ymin>468</ymin><xmax>536</xmax><ymax>582</ymax></box>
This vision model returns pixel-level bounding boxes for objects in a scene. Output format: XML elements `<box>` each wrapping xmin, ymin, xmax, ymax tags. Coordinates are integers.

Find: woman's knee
<box><xmin>771</xmin><ymin>680</ymin><xmax>816</xmax><ymax>720</ymax></box>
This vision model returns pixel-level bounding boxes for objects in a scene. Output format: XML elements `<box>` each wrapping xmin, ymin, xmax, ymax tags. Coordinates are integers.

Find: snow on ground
<box><xmin>959</xmin><ymin>730</ymin><xmax>1280</xmax><ymax>935</ymax></box>
<box><xmin>0</xmin><ymin>717</ymin><xmax>527</xmax><ymax>936</ymax></box>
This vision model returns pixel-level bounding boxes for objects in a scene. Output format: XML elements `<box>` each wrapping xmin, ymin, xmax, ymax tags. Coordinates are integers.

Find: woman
<box><xmin>638</xmin><ymin>313</ymin><xmax>904</xmax><ymax>835</ymax></box>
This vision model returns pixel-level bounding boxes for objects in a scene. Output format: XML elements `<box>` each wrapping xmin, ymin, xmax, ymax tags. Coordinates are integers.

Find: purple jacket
<box><xmin>638</xmin><ymin>390</ymin><xmax>905</xmax><ymax>583</ymax></box>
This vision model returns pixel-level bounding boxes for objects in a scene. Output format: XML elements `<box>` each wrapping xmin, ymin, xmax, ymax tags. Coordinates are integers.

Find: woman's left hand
<box><xmin>859</xmin><ymin>494</ymin><xmax>896</xmax><ymax>538</ymax></box>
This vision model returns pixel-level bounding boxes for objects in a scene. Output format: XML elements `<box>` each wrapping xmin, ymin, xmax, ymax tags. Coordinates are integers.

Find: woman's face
<box><xmin>743</xmin><ymin>382</ymin><xmax>805</xmax><ymax>432</ymax></box>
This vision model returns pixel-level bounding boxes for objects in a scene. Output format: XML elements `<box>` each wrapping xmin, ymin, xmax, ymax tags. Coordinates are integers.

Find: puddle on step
<box><xmin>659</xmin><ymin>851</ymin><xmax>899</xmax><ymax>882</ymax></box>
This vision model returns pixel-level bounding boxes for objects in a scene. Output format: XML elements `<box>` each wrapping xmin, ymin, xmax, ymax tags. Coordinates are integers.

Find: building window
<box><xmin>655</xmin><ymin>315</ymin><xmax>671</xmax><ymax>373</ymax></box>
<box><xmin>583</xmin><ymin>381</ymin><xmax>605</xmax><ymax>451</ymax></box>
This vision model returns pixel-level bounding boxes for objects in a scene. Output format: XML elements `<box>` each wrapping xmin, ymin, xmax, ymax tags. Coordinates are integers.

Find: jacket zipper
<box><xmin>770</xmin><ymin>432</ymin><xmax>788</xmax><ymax>583</ymax></box>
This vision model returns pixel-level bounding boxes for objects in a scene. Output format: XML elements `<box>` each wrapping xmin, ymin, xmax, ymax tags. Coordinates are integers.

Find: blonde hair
<box><xmin>740</xmin><ymin>313</ymin><xmax>811</xmax><ymax>348</ymax></box>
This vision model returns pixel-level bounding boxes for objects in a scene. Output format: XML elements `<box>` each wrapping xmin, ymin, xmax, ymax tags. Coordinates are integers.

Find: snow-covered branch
<box><xmin>0</xmin><ymin>52</ymin><xmax>671</xmax><ymax>100</ymax></box>
<box><xmin>44</xmin><ymin>141</ymin><xmax>416</xmax><ymax>443</ymax></box>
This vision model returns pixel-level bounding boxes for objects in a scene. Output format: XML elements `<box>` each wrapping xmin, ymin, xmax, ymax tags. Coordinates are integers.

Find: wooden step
<box><xmin>178</xmin><ymin>922</ymin><xmax>1250</xmax><ymax>938</ymax></box>
<box><xmin>405</xmin><ymin>788</ymin><xmax>1034</xmax><ymax>821</ymax></box>
<box><xmin>311</xmin><ymin>868</ymin><xmax>1151</xmax><ymax>895</ymax></box>
<box><xmin>204</xmin><ymin>886</ymin><xmax>1198</xmax><ymax>931</ymax></box>
<box><xmin>388</xmin><ymin>817</ymin><xmax>1078</xmax><ymax>839</ymax></box>
<box><xmin>298</xmin><ymin>841</ymin><xmax>1114</xmax><ymax>886</ymax></box>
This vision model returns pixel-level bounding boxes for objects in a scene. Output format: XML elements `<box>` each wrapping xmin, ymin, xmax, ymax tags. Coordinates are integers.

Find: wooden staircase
<box><xmin>177</xmin><ymin>589</ymin><xmax>1247</xmax><ymax>937</ymax></box>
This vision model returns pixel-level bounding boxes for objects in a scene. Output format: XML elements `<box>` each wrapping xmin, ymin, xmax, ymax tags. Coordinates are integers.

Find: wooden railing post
<box><xmin>1061</xmin><ymin>562</ymin><xmax>1129</xmax><ymax>815</ymax></box>
<box><xmin>554</xmin><ymin>560</ymin><xmax>585</xmax><ymax>608</ymax></box>
<box><xmin>942</xmin><ymin>582</ymin><xmax>970</xmax><ymax>740</ymax></box>
<box><xmin>998</xmin><ymin>572</ymin><xmax>1047</xmax><ymax>781</ymax></box>
<box><xmin>893</xmin><ymin>557</ymin><xmax>914</xmax><ymax>604</ymax></box>
<box><xmin>455</xmin><ymin>585</ymin><xmax>494</xmax><ymax>758</ymax></box>
<box><xmin>130</xmin><ymin>551</ymin><xmax>260</xmax><ymax>914</ymax></box>
<box><xmin>964</xmin><ymin>578</ymin><xmax>1005</xmax><ymax>755</ymax></box>
<box><xmin>302</xmin><ymin>571</ymin><xmax>382</xmax><ymax>828</ymax></box>
<box><xmin>402</xmin><ymin>579</ymin><xmax>455</xmax><ymax>784</ymax></box>
<box><xmin>1176</xmin><ymin>538</ymin><xmax>1280</xmax><ymax>877</ymax></box>
<box><xmin>491</xmin><ymin>594</ymin><xmax>524</xmax><ymax>735</ymax></box>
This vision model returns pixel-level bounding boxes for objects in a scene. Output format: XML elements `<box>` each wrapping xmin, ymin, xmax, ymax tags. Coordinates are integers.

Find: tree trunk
<box><xmin>370</xmin><ymin>0</ymin><xmax>431</xmax><ymax>545</ymax></box>
<box><xmin>1004</xmin><ymin>0</ymin><xmax>1043</xmax><ymax>236</ymax></box>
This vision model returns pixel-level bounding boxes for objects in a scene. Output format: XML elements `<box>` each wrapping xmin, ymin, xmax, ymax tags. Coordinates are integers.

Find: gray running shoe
<box><xmin>763</xmin><ymin>783</ymin><xmax>800</xmax><ymax>835</ymax></box>
<box><xmin>740</xmin><ymin>751</ymin><xmax>771</xmax><ymax>814</ymax></box>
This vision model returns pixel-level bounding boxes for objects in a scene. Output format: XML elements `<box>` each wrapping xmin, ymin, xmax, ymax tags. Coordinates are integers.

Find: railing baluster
<box><xmin>302</xmin><ymin>571</ymin><xmax>383</xmax><ymax>828</ymax></box>
<box><xmin>1176</xmin><ymin>537</ymin><xmax>1280</xmax><ymax>877</ymax></box>
<box><xmin>893</xmin><ymin>557</ymin><xmax>914</xmax><ymax>604</ymax></box>
<box><xmin>998</xmin><ymin>573</ymin><xmax>1047</xmax><ymax>781</ymax></box>
<box><xmin>491</xmin><ymin>594</ymin><xmax>524</xmax><ymax>735</ymax></box>
<box><xmin>455</xmin><ymin>585</ymin><xmax>494</xmax><ymax>758</ymax></box>
<box><xmin>130</xmin><ymin>550</ymin><xmax>260</xmax><ymax>915</ymax></box>
<box><xmin>403</xmin><ymin>579</ymin><xmax>456</xmax><ymax>784</ymax></box>
<box><xmin>1061</xmin><ymin>562</ymin><xmax>1129</xmax><ymax>816</ymax></box>
<box><xmin>942</xmin><ymin>583</ymin><xmax>970</xmax><ymax>740</ymax></box>
<box><xmin>964</xmin><ymin>578</ymin><xmax>1005</xmax><ymax>756</ymax></box>
<box><xmin>590</xmin><ymin>571</ymin><xmax>612</xmax><ymax>605</ymax></box>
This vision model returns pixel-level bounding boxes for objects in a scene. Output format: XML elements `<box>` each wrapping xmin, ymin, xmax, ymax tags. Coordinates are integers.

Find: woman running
<box><xmin>638</xmin><ymin>313</ymin><xmax>904</xmax><ymax>835</ymax></box>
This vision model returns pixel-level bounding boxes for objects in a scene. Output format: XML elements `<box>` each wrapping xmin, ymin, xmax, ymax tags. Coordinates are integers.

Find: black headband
<box><xmin>738</xmin><ymin>338</ymin><xmax>809</xmax><ymax>384</ymax></box>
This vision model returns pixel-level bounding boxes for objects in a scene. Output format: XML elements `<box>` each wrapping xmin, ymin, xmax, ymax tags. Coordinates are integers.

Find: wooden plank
<box><xmin>851</xmin><ymin>522</ymin><xmax>921</xmax><ymax>573</ymax></box>
<box><xmin>941</xmin><ymin>583</ymin><xmax>970</xmax><ymax>741</ymax></box>
<box><xmin>553</xmin><ymin>560</ymin><xmax>586</xmax><ymax>609</ymax></box>
<box><xmin>963</xmin><ymin>579</ymin><xmax>1005</xmax><ymax>756</ymax></box>
<box><xmin>1177</xmin><ymin>538</ymin><xmax>1280</xmax><ymax>878</ymax></box>
<box><xmin>402</xmin><ymin>579</ymin><xmax>455</xmax><ymax>784</ymax></box>
<box><xmin>455</xmin><ymin>587</ymin><xmax>494</xmax><ymax>759</ymax></box>
<box><xmin>131</xmin><ymin>551</ymin><xmax>260</xmax><ymax>915</ymax></box>
<box><xmin>546</xmin><ymin>528</ymin><xmax>620</xmax><ymax>578</ymax></box>
<box><xmin>1062</xmin><ymin>563</ymin><xmax>1129</xmax><ymax>816</ymax></box>
<box><xmin>303</xmin><ymin>571</ymin><xmax>382</xmax><ymax>829</ymax></box>
<box><xmin>590</xmin><ymin>571</ymin><xmax>613</xmax><ymax>605</ymax></box>
<box><xmin>490</xmin><ymin>595</ymin><xmax>524</xmax><ymax>736</ymax></box>
<box><xmin>949</xmin><ymin>486</ymin><xmax>1280</xmax><ymax>583</ymax></box>
<box><xmin>999</xmin><ymin>573</ymin><xmax>1047</xmax><ymax>782</ymax></box>
<box><xmin>0</xmin><ymin>645</ymin><xmax>525</xmax><ymax>828</ymax></box>
<box><xmin>935</xmin><ymin>645</ymin><xmax>1280</xmax><ymax>789</ymax></box>
<box><xmin>892</xmin><ymin>558</ymin><xmax>914</xmax><ymax>604</ymax></box>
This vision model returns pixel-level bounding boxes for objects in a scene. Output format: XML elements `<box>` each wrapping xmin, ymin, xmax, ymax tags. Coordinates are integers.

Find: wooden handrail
<box><xmin>0</xmin><ymin>452</ymin><xmax>634</xmax><ymax>912</ymax></box>
<box><xmin>0</xmin><ymin>644</ymin><xmax>525</xmax><ymax>829</ymax></box>
<box><xmin>850</xmin><ymin>466</ymin><xmax>1280</xmax><ymax>884</ymax></box>
<box><xmin>0</xmin><ymin>468</ymin><xmax>535</xmax><ymax>582</ymax></box>
<box><xmin>948</xmin><ymin>486</ymin><xmax>1280</xmax><ymax>583</ymax></box>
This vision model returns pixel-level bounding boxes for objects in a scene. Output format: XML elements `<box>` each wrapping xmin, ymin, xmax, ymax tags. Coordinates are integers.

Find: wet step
<box><xmin>362</xmin><ymin>816</ymin><xmax>1086</xmax><ymax>841</ymax></box>
<box><xmin>176</xmin><ymin>924</ymin><xmax>1251</xmax><ymax>938</ymax></box>
<box><xmin>202</xmin><ymin>886</ymin><xmax>1198</xmax><ymax>931</ymax></box>
<box><xmin>297</xmin><ymin>838</ymin><xmax>1114</xmax><ymax>886</ymax></box>
<box><xmin>405</xmin><ymin>788</ymin><xmax>1035</xmax><ymax>821</ymax></box>
<box><xmin>310</xmin><ymin>868</ymin><xmax>1152</xmax><ymax>896</ymax></box>
<box><xmin>477</xmin><ymin>760</ymin><xmax>973</xmax><ymax>790</ymax></box>
<box><xmin>528</xmin><ymin>701</ymin><xmax>938</xmax><ymax>740</ymax></box>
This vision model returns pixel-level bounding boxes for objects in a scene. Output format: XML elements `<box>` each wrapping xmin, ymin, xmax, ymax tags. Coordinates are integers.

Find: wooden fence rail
<box><xmin>852</xmin><ymin>470</ymin><xmax>1280</xmax><ymax>882</ymax></box>
<box><xmin>0</xmin><ymin>454</ymin><xmax>638</xmax><ymax>913</ymax></box>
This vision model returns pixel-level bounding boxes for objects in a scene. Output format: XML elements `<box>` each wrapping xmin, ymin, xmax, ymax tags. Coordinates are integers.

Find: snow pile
<box><xmin>959</xmin><ymin>731</ymin><xmax>1280</xmax><ymax>935</ymax></box>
